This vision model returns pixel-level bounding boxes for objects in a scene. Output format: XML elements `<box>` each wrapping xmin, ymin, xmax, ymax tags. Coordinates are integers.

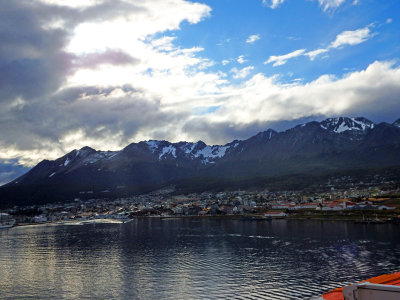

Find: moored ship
<box><xmin>0</xmin><ymin>213</ymin><xmax>16</xmax><ymax>229</ymax></box>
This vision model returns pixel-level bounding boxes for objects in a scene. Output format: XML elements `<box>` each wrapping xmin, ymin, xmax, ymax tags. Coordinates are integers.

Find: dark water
<box><xmin>1</xmin><ymin>219</ymin><xmax>400</xmax><ymax>299</ymax></box>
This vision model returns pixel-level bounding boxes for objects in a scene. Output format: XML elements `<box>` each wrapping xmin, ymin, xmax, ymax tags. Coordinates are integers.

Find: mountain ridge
<box><xmin>1</xmin><ymin>116</ymin><xmax>400</xmax><ymax>207</ymax></box>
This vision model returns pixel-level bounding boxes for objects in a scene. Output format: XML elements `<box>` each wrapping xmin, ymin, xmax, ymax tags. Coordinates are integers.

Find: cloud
<box><xmin>71</xmin><ymin>49</ymin><xmax>138</xmax><ymax>69</ymax></box>
<box><xmin>237</xmin><ymin>55</ymin><xmax>247</xmax><ymax>64</ymax></box>
<box><xmin>317</xmin><ymin>0</ymin><xmax>347</xmax><ymax>11</ymax></box>
<box><xmin>263</xmin><ymin>0</ymin><xmax>357</xmax><ymax>12</ymax></box>
<box><xmin>266</xmin><ymin>25</ymin><xmax>375</xmax><ymax>66</ymax></box>
<box><xmin>230</xmin><ymin>66</ymin><xmax>254</xmax><ymax>79</ymax></box>
<box><xmin>305</xmin><ymin>48</ymin><xmax>329</xmax><ymax>60</ymax></box>
<box><xmin>188</xmin><ymin>61</ymin><xmax>400</xmax><ymax>143</ymax></box>
<box><xmin>330</xmin><ymin>25</ymin><xmax>375</xmax><ymax>48</ymax></box>
<box><xmin>246</xmin><ymin>34</ymin><xmax>260</xmax><ymax>44</ymax></box>
<box><xmin>265</xmin><ymin>49</ymin><xmax>306</xmax><ymax>66</ymax></box>
<box><xmin>262</xmin><ymin>0</ymin><xmax>285</xmax><ymax>9</ymax></box>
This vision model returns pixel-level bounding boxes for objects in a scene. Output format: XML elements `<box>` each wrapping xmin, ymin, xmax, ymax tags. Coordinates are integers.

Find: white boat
<box><xmin>0</xmin><ymin>213</ymin><xmax>16</xmax><ymax>229</ymax></box>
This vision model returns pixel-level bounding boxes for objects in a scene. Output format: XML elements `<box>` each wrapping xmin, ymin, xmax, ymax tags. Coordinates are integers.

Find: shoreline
<box><xmin>8</xmin><ymin>213</ymin><xmax>399</xmax><ymax>228</ymax></box>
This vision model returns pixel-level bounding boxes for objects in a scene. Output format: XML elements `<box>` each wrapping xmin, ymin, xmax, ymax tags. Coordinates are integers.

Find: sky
<box><xmin>0</xmin><ymin>0</ymin><xmax>400</xmax><ymax>184</ymax></box>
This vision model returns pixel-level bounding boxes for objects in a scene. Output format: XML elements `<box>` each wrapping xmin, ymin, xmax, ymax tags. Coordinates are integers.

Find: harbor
<box><xmin>1</xmin><ymin>218</ymin><xmax>400</xmax><ymax>299</ymax></box>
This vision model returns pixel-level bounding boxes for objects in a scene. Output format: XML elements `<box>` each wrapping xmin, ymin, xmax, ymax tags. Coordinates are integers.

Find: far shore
<box><xmin>8</xmin><ymin>212</ymin><xmax>399</xmax><ymax>229</ymax></box>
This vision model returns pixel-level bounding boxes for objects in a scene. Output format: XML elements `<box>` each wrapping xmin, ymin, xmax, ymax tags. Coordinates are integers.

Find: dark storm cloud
<box><xmin>0</xmin><ymin>1</ymin><xmax>69</xmax><ymax>103</ymax></box>
<box><xmin>0</xmin><ymin>0</ymin><xmax>157</xmax><ymax>157</ymax></box>
<box><xmin>0</xmin><ymin>84</ymin><xmax>188</xmax><ymax>154</ymax></box>
<box><xmin>0</xmin><ymin>0</ymin><xmax>144</xmax><ymax>104</ymax></box>
<box><xmin>72</xmin><ymin>50</ymin><xmax>139</xmax><ymax>69</ymax></box>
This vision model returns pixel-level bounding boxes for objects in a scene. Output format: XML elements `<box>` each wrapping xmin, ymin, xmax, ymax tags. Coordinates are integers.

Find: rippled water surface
<box><xmin>1</xmin><ymin>219</ymin><xmax>400</xmax><ymax>299</ymax></box>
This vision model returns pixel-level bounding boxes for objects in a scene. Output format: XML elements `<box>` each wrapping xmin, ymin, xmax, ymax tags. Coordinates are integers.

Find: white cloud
<box><xmin>263</xmin><ymin>0</ymin><xmax>356</xmax><ymax>11</ymax></box>
<box><xmin>246</xmin><ymin>34</ymin><xmax>261</xmax><ymax>44</ymax></box>
<box><xmin>330</xmin><ymin>25</ymin><xmax>375</xmax><ymax>48</ymax></box>
<box><xmin>317</xmin><ymin>0</ymin><xmax>347</xmax><ymax>11</ymax></box>
<box><xmin>262</xmin><ymin>0</ymin><xmax>285</xmax><ymax>9</ymax></box>
<box><xmin>37</xmin><ymin>0</ymin><xmax>103</xmax><ymax>8</ymax></box>
<box><xmin>237</xmin><ymin>55</ymin><xmax>247</xmax><ymax>64</ymax></box>
<box><xmin>267</xmin><ymin>25</ymin><xmax>375</xmax><ymax>66</ymax></box>
<box><xmin>386</xmin><ymin>18</ymin><xmax>393</xmax><ymax>24</ymax></box>
<box><xmin>222</xmin><ymin>60</ymin><xmax>230</xmax><ymax>66</ymax></box>
<box><xmin>305</xmin><ymin>48</ymin><xmax>329</xmax><ymax>60</ymax></box>
<box><xmin>265</xmin><ymin>49</ymin><xmax>306</xmax><ymax>66</ymax></box>
<box><xmin>198</xmin><ymin>61</ymin><xmax>400</xmax><ymax>132</ymax></box>
<box><xmin>230</xmin><ymin>66</ymin><xmax>254</xmax><ymax>79</ymax></box>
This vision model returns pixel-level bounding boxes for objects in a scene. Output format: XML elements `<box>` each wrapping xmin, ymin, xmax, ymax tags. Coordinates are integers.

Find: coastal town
<box><xmin>2</xmin><ymin>174</ymin><xmax>400</xmax><ymax>227</ymax></box>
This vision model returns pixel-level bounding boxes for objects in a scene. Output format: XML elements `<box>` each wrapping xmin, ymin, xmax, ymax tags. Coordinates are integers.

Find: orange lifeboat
<box><xmin>321</xmin><ymin>272</ymin><xmax>400</xmax><ymax>300</ymax></box>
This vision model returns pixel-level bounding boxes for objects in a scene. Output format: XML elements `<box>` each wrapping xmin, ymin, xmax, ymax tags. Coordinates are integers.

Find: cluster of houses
<box><xmin>3</xmin><ymin>183</ymin><xmax>398</xmax><ymax>225</ymax></box>
<box><xmin>269</xmin><ymin>200</ymin><xmax>396</xmax><ymax>211</ymax></box>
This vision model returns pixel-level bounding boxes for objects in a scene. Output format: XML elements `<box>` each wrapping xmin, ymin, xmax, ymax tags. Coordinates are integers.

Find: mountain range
<box><xmin>1</xmin><ymin>117</ymin><xmax>400</xmax><ymax>207</ymax></box>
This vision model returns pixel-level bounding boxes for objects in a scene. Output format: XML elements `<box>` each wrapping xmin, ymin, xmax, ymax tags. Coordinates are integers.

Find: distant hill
<box><xmin>1</xmin><ymin>117</ymin><xmax>400</xmax><ymax>207</ymax></box>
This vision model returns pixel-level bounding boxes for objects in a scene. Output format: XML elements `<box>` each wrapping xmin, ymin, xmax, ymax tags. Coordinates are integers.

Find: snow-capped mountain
<box><xmin>2</xmin><ymin>116</ymin><xmax>400</xmax><ymax>206</ymax></box>
<box><xmin>319</xmin><ymin>117</ymin><xmax>375</xmax><ymax>133</ymax></box>
<box><xmin>145</xmin><ymin>140</ymin><xmax>230</xmax><ymax>164</ymax></box>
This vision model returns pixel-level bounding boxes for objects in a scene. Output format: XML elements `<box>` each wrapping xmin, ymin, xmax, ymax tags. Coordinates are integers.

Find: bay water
<box><xmin>1</xmin><ymin>218</ymin><xmax>400</xmax><ymax>299</ymax></box>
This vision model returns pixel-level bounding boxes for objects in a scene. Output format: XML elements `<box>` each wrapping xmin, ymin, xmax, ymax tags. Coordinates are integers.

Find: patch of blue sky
<box><xmin>0</xmin><ymin>160</ymin><xmax>30</xmax><ymax>186</ymax></box>
<box><xmin>171</xmin><ymin>0</ymin><xmax>400</xmax><ymax>83</ymax></box>
<box><xmin>192</xmin><ymin>105</ymin><xmax>221</xmax><ymax>115</ymax></box>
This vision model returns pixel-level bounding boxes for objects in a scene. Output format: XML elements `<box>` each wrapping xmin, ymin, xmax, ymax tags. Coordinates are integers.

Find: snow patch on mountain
<box><xmin>254</xmin><ymin>129</ymin><xmax>277</xmax><ymax>142</ymax></box>
<box><xmin>320</xmin><ymin>117</ymin><xmax>375</xmax><ymax>133</ymax></box>
<box><xmin>194</xmin><ymin>145</ymin><xmax>229</xmax><ymax>163</ymax></box>
<box><xmin>159</xmin><ymin>145</ymin><xmax>177</xmax><ymax>159</ymax></box>
<box><xmin>83</xmin><ymin>151</ymin><xmax>120</xmax><ymax>164</ymax></box>
<box><xmin>146</xmin><ymin>140</ymin><xmax>160</xmax><ymax>153</ymax></box>
<box><xmin>181</xmin><ymin>142</ymin><xmax>197</xmax><ymax>154</ymax></box>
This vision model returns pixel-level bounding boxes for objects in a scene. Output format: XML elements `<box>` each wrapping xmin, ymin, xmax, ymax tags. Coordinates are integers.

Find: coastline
<box><xmin>8</xmin><ymin>212</ymin><xmax>399</xmax><ymax>229</ymax></box>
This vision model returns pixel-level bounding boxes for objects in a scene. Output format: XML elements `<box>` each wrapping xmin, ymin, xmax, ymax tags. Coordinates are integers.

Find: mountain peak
<box><xmin>393</xmin><ymin>118</ymin><xmax>400</xmax><ymax>128</ymax></box>
<box><xmin>194</xmin><ymin>140</ymin><xmax>207</xmax><ymax>148</ymax></box>
<box><xmin>79</xmin><ymin>146</ymin><xmax>96</xmax><ymax>152</ymax></box>
<box><xmin>319</xmin><ymin>117</ymin><xmax>375</xmax><ymax>133</ymax></box>
<box><xmin>255</xmin><ymin>129</ymin><xmax>277</xmax><ymax>141</ymax></box>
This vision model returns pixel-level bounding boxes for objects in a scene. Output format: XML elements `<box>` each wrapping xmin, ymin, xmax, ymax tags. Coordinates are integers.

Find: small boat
<box><xmin>0</xmin><ymin>213</ymin><xmax>16</xmax><ymax>229</ymax></box>
<box><xmin>318</xmin><ymin>272</ymin><xmax>400</xmax><ymax>299</ymax></box>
